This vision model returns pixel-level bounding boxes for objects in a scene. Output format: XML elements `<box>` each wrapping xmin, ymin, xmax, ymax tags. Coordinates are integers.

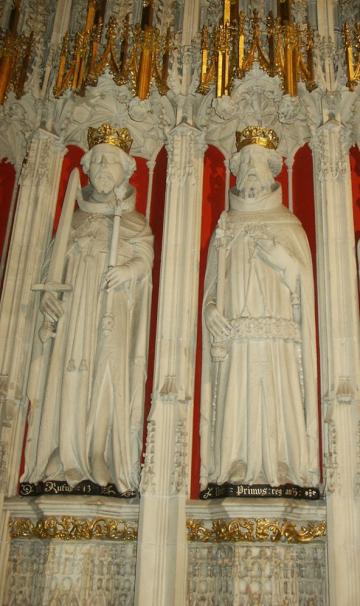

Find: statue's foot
<box><xmin>92</xmin><ymin>456</ymin><xmax>111</xmax><ymax>486</ymax></box>
<box><xmin>44</xmin><ymin>449</ymin><xmax>62</xmax><ymax>479</ymax></box>
<box><xmin>65</xmin><ymin>468</ymin><xmax>84</xmax><ymax>486</ymax></box>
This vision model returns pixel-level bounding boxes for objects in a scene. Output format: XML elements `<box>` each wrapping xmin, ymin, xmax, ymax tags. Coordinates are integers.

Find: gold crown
<box><xmin>236</xmin><ymin>126</ymin><xmax>279</xmax><ymax>152</ymax></box>
<box><xmin>87</xmin><ymin>123</ymin><xmax>133</xmax><ymax>153</ymax></box>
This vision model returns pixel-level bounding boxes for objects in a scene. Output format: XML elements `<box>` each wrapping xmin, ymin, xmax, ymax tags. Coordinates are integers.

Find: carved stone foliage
<box><xmin>202</xmin><ymin>0</ymin><xmax>269</xmax><ymax>26</ymax></box>
<box><xmin>195</xmin><ymin>68</ymin><xmax>312</xmax><ymax>160</ymax></box>
<box><xmin>310</xmin><ymin>120</ymin><xmax>349</xmax><ymax>181</ymax></box>
<box><xmin>4</xmin><ymin>538</ymin><xmax>137</xmax><ymax>605</ymax></box>
<box><xmin>0</xmin><ymin>440</ymin><xmax>8</xmax><ymax>486</ymax></box>
<box><xmin>324</xmin><ymin>413</ymin><xmax>340</xmax><ymax>495</ymax></box>
<box><xmin>0</xmin><ymin>94</ymin><xmax>40</xmax><ymax>168</ymax></box>
<box><xmin>69</xmin><ymin>0</ymin><xmax>89</xmax><ymax>34</ymax></box>
<box><xmin>291</xmin><ymin>0</ymin><xmax>308</xmax><ymax>23</ymax></box>
<box><xmin>153</xmin><ymin>0</ymin><xmax>183</xmax><ymax>32</ymax></box>
<box><xmin>170</xmin><ymin>420</ymin><xmax>188</xmax><ymax>494</ymax></box>
<box><xmin>165</xmin><ymin>122</ymin><xmax>207</xmax><ymax>178</ymax></box>
<box><xmin>187</xmin><ymin>519</ymin><xmax>327</xmax><ymax>544</ymax></box>
<box><xmin>0</xmin><ymin>418</ymin><xmax>11</xmax><ymax>491</ymax></box>
<box><xmin>0</xmin><ymin>377</ymin><xmax>21</xmax><ymax>493</ymax></box>
<box><xmin>337</xmin><ymin>0</ymin><xmax>360</xmax><ymax>28</ymax></box>
<box><xmin>50</xmin><ymin>73</ymin><xmax>174</xmax><ymax>157</ymax></box>
<box><xmin>21</xmin><ymin>0</ymin><xmax>55</xmax><ymax>95</ymax></box>
<box><xmin>201</xmin><ymin>0</ymin><xmax>223</xmax><ymax>29</ymax></box>
<box><xmin>9</xmin><ymin>517</ymin><xmax>138</xmax><ymax>541</ymax></box>
<box><xmin>140</xmin><ymin>419</ymin><xmax>156</xmax><ymax>494</ymax></box>
<box><xmin>108</xmin><ymin>0</ymin><xmax>181</xmax><ymax>28</ymax></box>
<box><xmin>106</xmin><ymin>0</ymin><xmax>137</xmax><ymax>24</ymax></box>
<box><xmin>187</xmin><ymin>542</ymin><xmax>327</xmax><ymax>605</ymax></box>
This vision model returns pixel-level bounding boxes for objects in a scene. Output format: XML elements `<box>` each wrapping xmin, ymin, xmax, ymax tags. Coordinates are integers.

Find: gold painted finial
<box><xmin>236</xmin><ymin>126</ymin><xmax>279</xmax><ymax>151</ymax></box>
<box><xmin>87</xmin><ymin>123</ymin><xmax>133</xmax><ymax>153</ymax></box>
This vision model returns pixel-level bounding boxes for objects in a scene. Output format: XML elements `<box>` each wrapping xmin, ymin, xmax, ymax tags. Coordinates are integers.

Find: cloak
<box><xmin>23</xmin><ymin>187</ymin><xmax>153</xmax><ymax>492</ymax></box>
<box><xmin>200</xmin><ymin>186</ymin><xmax>319</xmax><ymax>489</ymax></box>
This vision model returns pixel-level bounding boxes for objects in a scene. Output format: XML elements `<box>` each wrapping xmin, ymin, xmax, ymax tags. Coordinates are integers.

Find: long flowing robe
<box><xmin>22</xmin><ymin>188</ymin><xmax>153</xmax><ymax>492</ymax></box>
<box><xmin>200</xmin><ymin>186</ymin><xmax>319</xmax><ymax>489</ymax></box>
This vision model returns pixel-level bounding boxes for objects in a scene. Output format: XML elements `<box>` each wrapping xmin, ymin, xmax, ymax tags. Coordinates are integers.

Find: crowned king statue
<box><xmin>200</xmin><ymin>126</ymin><xmax>319</xmax><ymax>496</ymax></box>
<box><xmin>22</xmin><ymin>123</ymin><xmax>154</xmax><ymax>495</ymax></box>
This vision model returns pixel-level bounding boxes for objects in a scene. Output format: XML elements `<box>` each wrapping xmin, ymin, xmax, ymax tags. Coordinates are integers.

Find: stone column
<box><xmin>0</xmin><ymin>129</ymin><xmax>66</xmax><ymax>603</ymax></box>
<box><xmin>312</xmin><ymin>119</ymin><xmax>360</xmax><ymax>606</ymax></box>
<box><xmin>134</xmin><ymin>123</ymin><xmax>206</xmax><ymax>606</ymax></box>
<box><xmin>41</xmin><ymin>0</ymin><xmax>72</xmax><ymax>96</ymax></box>
<box><xmin>316</xmin><ymin>0</ymin><xmax>336</xmax><ymax>39</ymax></box>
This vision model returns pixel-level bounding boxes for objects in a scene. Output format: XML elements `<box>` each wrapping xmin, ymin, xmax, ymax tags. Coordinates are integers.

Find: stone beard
<box><xmin>200</xmin><ymin>144</ymin><xmax>319</xmax><ymax>491</ymax></box>
<box><xmin>22</xmin><ymin>143</ymin><xmax>154</xmax><ymax>493</ymax></box>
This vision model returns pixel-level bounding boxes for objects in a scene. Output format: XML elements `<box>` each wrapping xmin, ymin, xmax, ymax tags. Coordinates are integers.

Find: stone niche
<box><xmin>186</xmin><ymin>499</ymin><xmax>328</xmax><ymax>606</ymax></box>
<box><xmin>5</xmin><ymin>540</ymin><xmax>137</xmax><ymax>606</ymax></box>
<box><xmin>187</xmin><ymin>543</ymin><xmax>326</xmax><ymax>606</ymax></box>
<box><xmin>3</xmin><ymin>496</ymin><xmax>139</xmax><ymax>606</ymax></box>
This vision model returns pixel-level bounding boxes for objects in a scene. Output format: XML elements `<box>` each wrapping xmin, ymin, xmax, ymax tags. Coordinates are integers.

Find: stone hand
<box><xmin>40</xmin><ymin>291</ymin><xmax>64</xmax><ymax>322</ymax></box>
<box><xmin>205</xmin><ymin>302</ymin><xmax>231</xmax><ymax>340</ymax></box>
<box><xmin>105</xmin><ymin>265</ymin><xmax>132</xmax><ymax>291</ymax></box>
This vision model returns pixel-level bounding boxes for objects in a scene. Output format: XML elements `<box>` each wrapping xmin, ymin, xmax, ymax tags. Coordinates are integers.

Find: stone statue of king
<box><xmin>200</xmin><ymin>127</ymin><xmax>319</xmax><ymax>494</ymax></box>
<box><xmin>22</xmin><ymin>123</ymin><xmax>154</xmax><ymax>494</ymax></box>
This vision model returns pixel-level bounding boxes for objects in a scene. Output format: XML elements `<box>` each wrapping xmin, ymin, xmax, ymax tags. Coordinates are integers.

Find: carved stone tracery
<box><xmin>4</xmin><ymin>538</ymin><xmax>137</xmax><ymax>605</ymax></box>
<box><xmin>187</xmin><ymin>542</ymin><xmax>327</xmax><ymax>606</ymax></box>
<box><xmin>196</xmin><ymin>68</ymin><xmax>311</xmax><ymax>160</ymax></box>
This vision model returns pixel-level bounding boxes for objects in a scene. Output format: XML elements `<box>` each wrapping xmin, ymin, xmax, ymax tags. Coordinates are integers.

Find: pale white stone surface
<box><xmin>0</xmin><ymin>1</ymin><xmax>360</xmax><ymax>605</ymax></box>
<box><xmin>22</xmin><ymin>143</ymin><xmax>153</xmax><ymax>492</ymax></box>
<box><xmin>201</xmin><ymin>144</ymin><xmax>319</xmax><ymax>490</ymax></box>
<box><xmin>4</xmin><ymin>540</ymin><xmax>137</xmax><ymax>606</ymax></box>
<box><xmin>188</xmin><ymin>542</ymin><xmax>327</xmax><ymax>606</ymax></box>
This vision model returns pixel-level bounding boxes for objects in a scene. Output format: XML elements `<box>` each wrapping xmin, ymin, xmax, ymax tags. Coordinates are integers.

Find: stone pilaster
<box><xmin>135</xmin><ymin>123</ymin><xmax>206</xmax><ymax>606</ymax></box>
<box><xmin>0</xmin><ymin>129</ymin><xmax>66</xmax><ymax>603</ymax></box>
<box><xmin>312</xmin><ymin>119</ymin><xmax>360</xmax><ymax>606</ymax></box>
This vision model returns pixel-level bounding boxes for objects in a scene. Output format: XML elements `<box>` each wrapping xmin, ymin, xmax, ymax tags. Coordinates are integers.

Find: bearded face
<box><xmin>235</xmin><ymin>146</ymin><xmax>275</xmax><ymax>201</ymax></box>
<box><xmin>91</xmin><ymin>172</ymin><xmax>116</xmax><ymax>194</ymax></box>
<box><xmin>88</xmin><ymin>144</ymin><xmax>127</xmax><ymax>195</ymax></box>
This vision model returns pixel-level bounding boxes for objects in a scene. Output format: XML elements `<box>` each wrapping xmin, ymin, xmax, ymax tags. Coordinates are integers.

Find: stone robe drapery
<box><xmin>22</xmin><ymin>189</ymin><xmax>153</xmax><ymax>492</ymax></box>
<box><xmin>200</xmin><ymin>186</ymin><xmax>319</xmax><ymax>489</ymax></box>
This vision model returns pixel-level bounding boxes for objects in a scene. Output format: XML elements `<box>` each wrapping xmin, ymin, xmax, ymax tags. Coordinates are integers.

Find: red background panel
<box><xmin>350</xmin><ymin>146</ymin><xmax>360</xmax><ymax>294</ymax></box>
<box><xmin>191</xmin><ymin>145</ymin><xmax>226</xmax><ymax>498</ymax></box>
<box><xmin>143</xmin><ymin>147</ymin><xmax>167</xmax><ymax>449</ymax></box>
<box><xmin>0</xmin><ymin>160</ymin><xmax>16</xmax><ymax>291</ymax></box>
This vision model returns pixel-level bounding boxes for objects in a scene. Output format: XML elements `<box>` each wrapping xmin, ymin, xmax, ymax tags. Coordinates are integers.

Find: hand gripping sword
<box><xmin>32</xmin><ymin>168</ymin><xmax>81</xmax><ymax>343</ymax></box>
<box><xmin>102</xmin><ymin>189</ymin><xmax>132</xmax><ymax>335</ymax></box>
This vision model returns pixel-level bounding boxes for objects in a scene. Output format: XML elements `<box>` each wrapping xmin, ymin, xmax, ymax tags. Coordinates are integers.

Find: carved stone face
<box><xmin>234</xmin><ymin>145</ymin><xmax>275</xmax><ymax>201</ymax></box>
<box><xmin>88</xmin><ymin>143</ymin><xmax>127</xmax><ymax>195</ymax></box>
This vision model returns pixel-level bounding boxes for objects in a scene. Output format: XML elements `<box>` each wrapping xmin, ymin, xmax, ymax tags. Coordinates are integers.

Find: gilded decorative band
<box><xmin>9</xmin><ymin>516</ymin><xmax>138</xmax><ymax>541</ymax></box>
<box><xmin>187</xmin><ymin>519</ymin><xmax>326</xmax><ymax>544</ymax></box>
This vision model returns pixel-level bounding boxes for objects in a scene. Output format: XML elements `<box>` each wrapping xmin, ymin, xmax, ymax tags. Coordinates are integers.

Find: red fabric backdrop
<box><xmin>143</xmin><ymin>147</ymin><xmax>167</xmax><ymax>453</ymax></box>
<box><xmin>350</xmin><ymin>146</ymin><xmax>360</xmax><ymax>296</ymax></box>
<box><xmin>191</xmin><ymin>146</ymin><xmax>226</xmax><ymax>497</ymax></box>
<box><xmin>0</xmin><ymin>160</ymin><xmax>16</xmax><ymax>290</ymax></box>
